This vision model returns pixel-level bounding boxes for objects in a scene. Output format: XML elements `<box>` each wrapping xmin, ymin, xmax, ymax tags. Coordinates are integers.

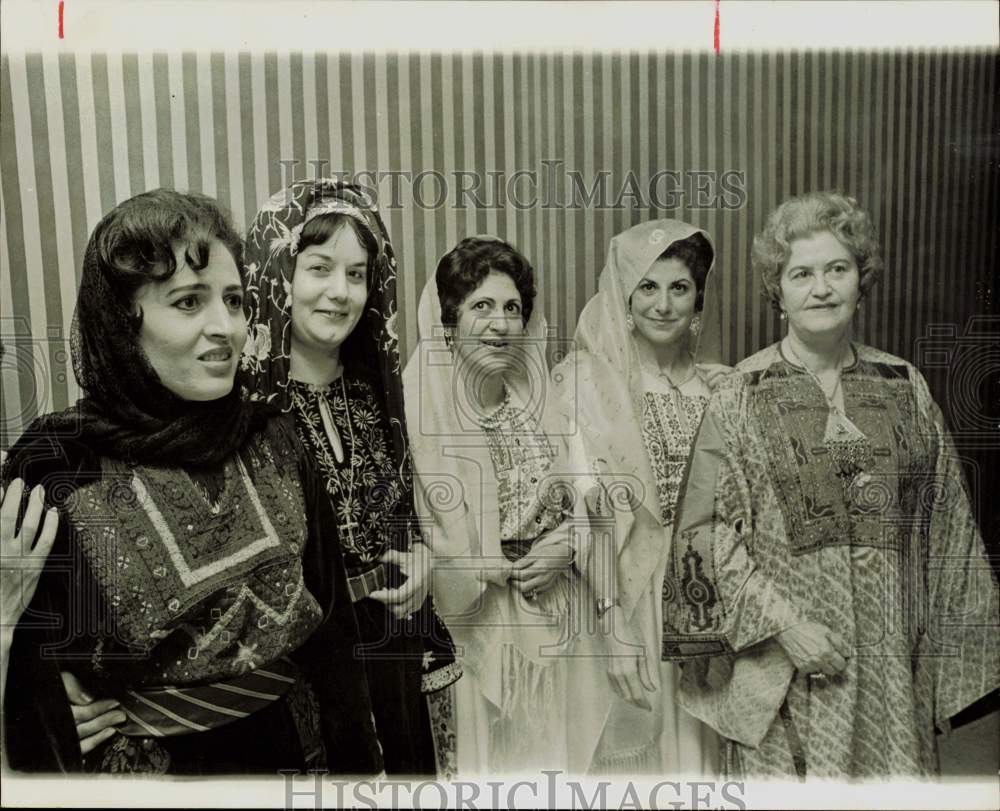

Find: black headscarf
<box><xmin>3</xmin><ymin>190</ymin><xmax>263</xmax><ymax>480</ymax></box>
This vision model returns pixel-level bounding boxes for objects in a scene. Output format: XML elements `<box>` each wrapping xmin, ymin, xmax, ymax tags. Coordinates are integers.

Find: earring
<box><xmin>443</xmin><ymin>330</ymin><xmax>454</xmax><ymax>351</ymax></box>
<box><xmin>689</xmin><ymin>314</ymin><xmax>702</xmax><ymax>337</ymax></box>
<box><xmin>779</xmin><ymin>311</ymin><xmax>787</xmax><ymax>321</ymax></box>
<box><xmin>625</xmin><ymin>312</ymin><xmax>635</xmax><ymax>331</ymax></box>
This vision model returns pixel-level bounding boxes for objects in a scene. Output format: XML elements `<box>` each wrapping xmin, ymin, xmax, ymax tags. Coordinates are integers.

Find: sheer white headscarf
<box><xmin>551</xmin><ymin>219</ymin><xmax>723</xmax><ymax>620</ymax></box>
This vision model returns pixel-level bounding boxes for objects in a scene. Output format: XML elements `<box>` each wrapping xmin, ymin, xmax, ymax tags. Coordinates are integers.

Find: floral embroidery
<box><xmin>478</xmin><ymin>394</ymin><xmax>567</xmax><ymax>550</ymax></box>
<box><xmin>290</xmin><ymin>375</ymin><xmax>406</xmax><ymax>571</ymax></box>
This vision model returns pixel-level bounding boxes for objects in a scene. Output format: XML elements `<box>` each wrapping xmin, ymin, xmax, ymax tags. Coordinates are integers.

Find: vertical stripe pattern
<box><xmin>1</xmin><ymin>50</ymin><xmax>996</xmax><ymax>447</ymax></box>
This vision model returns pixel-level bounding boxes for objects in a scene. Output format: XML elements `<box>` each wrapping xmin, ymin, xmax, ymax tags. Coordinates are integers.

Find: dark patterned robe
<box><xmin>3</xmin><ymin>416</ymin><xmax>382</xmax><ymax>775</ymax></box>
<box><xmin>662</xmin><ymin>343</ymin><xmax>999</xmax><ymax>780</ymax></box>
<box><xmin>287</xmin><ymin>371</ymin><xmax>439</xmax><ymax>775</ymax></box>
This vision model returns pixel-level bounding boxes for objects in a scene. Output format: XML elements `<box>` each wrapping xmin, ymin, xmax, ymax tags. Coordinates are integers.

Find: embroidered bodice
<box><xmin>640</xmin><ymin>373</ymin><xmax>710</xmax><ymax>527</ymax></box>
<box><xmin>478</xmin><ymin>392</ymin><xmax>568</xmax><ymax>559</ymax></box>
<box><xmin>289</xmin><ymin>373</ymin><xmax>407</xmax><ymax>575</ymax></box>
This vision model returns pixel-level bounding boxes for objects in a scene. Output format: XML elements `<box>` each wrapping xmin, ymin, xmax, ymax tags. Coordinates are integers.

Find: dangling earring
<box><xmin>444</xmin><ymin>330</ymin><xmax>454</xmax><ymax>353</ymax></box>
<box><xmin>625</xmin><ymin>312</ymin><xmax>635</xmax><ymax>331</ymax></box>
<box><xmin>689</xmin><ymin>314</ymin><xmax>702</xmax><ymax>337</ymax></box>
<box><xmin>779</xmin><ymin>310</ymin><xmax>787</xmax><ymax>321</ymax></box>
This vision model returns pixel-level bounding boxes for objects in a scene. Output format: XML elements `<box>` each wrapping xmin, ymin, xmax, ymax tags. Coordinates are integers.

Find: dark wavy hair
<box><xmin>658</xmin><ymin>232</ymin><xmax>713</xmax><ymax>312</ymax></box>
<box><xmin>91</xmin><ymin>188</ymin><xmax>244</xmax><ymax>328</ymax></box>
<box><xmin>296</xmin><ymin>211</ymin><xmax>379</xmax><ymax>291</ymax></box>
<box><xmin>435</xmin><ymin>236</ymin><xmax>536</xmax><ymax>327</ymax></box>
<box><xmin>752</xmin><ymin>190</ymin><xmax>884</xmax><ymax>312</ymax></box>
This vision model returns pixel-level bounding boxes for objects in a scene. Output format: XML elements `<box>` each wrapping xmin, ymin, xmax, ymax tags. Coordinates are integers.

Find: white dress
<box><xmin>589</xmin><ymin>371</ymin><xmax>719</xmax><ymax>776</ymax></box>
<box><xmin>429</xmin><ymin>391</ymin><xmax>610</xmax><ymax>777</ymax></box>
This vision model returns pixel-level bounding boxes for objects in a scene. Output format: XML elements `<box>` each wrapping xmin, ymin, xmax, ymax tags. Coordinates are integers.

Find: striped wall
<box><xmin>1</xmin><ymin>50</ymin><xmax>997</xmax><ymax>447</ymax></box>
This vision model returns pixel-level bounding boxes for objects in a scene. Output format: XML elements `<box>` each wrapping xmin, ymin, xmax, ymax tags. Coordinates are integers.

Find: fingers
<box><xmin>79</xmin><ymin>725</ymin><xmax>118</xmax><ymax>756</ymax></box>
<box><xmin>606</xmin><ymin>671</ymin><xmax>629</xmax><ymax>704</ymax></box>
<box><xmin>611</xmin><ymin>664</ymin><xmax>652</xmax><ymax>711</ymax></box>
<box><xmin>517</xmin><ymin>572</ymin><xmax>557</xmax><ymax>594</ymax></box>
<box><xmin>827</xmin><ymin>650</ymin><xmax>848</xmax><ymax>675</ymax></box>
<box><xmin>379</xmin><ymin>549</ymin><xmax>409</xmax><ymax>570</ymax></box>
<box><xmin>638</xmin><ymin>656</ymin><xmax>657</xmax><ymax>693</ymax></box>
<box><xmin>1</xmin><ymin>478</ymin><xmax>25</xmax><ymax>539</ymax></box>
<box><xmin>76</xmin><ymin>706</ymin><xmax>126</xmax><ymax>744</ymax></box>
<box><xmin>827</xmin><ymin>630</ymin><xmax>851</xmax><ymax>660</ymax></box>
<box><xmin>61</xmin><ymin>670</ymin><xmax>94</xmax><ymax>705</ymax></box>
<box><xmin>73</xmin><ymin>698</ymin><xmax>123</xmax><ymax>730</ymax></box>
<box><xmin>34</xmin><ymin>506</ymin><xmax>59</xmax><ymax>560</ymax></box>
<box><xmin>17</xmin><ymin>485</ymin><xmax>46</xmax><ymax>554</ymax></box>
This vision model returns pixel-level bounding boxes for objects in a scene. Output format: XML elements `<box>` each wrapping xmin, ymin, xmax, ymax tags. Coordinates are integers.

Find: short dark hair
<box><xmin>296</xmin><ymin>212</ymin><xmax>378</xmax><ymax>290</ymax></box>
<box><xmin>435</xmin><ymin>237</ymin><xmax>536</xmax><ymax>327</ymax></box>
<box><xmin>658</xmin><ymin>232</ymin><xmax>713</xmax><ymax>312</ymax></box>
<box><xmin>92</xmin><ymin>188</ymin><xmax>244</xmax><ymax>322</ymax></box>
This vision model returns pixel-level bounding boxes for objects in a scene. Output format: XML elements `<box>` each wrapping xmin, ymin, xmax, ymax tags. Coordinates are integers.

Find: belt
<box><xmin>116</xmin><ymin>658</ymin><xmax>298</xmax><ymax>737</ymax></box>
<box><xmin>347</xmin><ymin>563</ymin><xmax>388</xmax><ymax>603</ymax></box>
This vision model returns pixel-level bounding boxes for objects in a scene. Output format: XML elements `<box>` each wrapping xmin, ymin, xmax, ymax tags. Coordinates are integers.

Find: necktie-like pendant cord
<box><xmin>784</xmin><ymin>340</ymin><xmax>873</xmax><ymax>495</ymax></box>
<box><xmin>317</xmin><ymin>377</ymin><xmax>360</xmax><ymax>546</ymax></box>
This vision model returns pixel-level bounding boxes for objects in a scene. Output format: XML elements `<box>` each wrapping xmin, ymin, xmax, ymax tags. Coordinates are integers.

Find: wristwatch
<box><xmin>595</xmin><ymin>596</ymin><xmax>620</xmax><ymax>618</ymax></box>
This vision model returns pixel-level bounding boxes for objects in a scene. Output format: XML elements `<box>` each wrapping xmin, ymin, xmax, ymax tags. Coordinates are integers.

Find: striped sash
<box><xmin>116</xmin><ymin>659</ymin><xmax>298</xmax><ymax>737</ymax></box>
<box><xmin>347</xmin><ymin>563</ymin><xmax>388</xmax><ymax>603</ymax></box>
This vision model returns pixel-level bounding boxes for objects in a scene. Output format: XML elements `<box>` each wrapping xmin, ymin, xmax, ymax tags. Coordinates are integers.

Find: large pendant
<box><xmin>823</xmin><ymin>410</ymin><xmax>873</xmax><ymax>499</ymax></box>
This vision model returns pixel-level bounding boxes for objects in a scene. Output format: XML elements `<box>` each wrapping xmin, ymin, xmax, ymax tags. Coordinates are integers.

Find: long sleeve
<box><xmin>661</xmin><ymin>378</ymin><xmax>805</xmax><ymax>746</ymax></box>
<box><xmin>909</xmin><ymin>369</ymin><xmax>999</xmax><ymax>731</ymax></box>
<box><xmin>662</xmin><ymin>381</ymin><xmax>806</xmax><ymax>658</ymax></box>
<box><xmin>2</xmin><ymin>432</ymin><xmax>101</xmax><ymax>772</ymax></box>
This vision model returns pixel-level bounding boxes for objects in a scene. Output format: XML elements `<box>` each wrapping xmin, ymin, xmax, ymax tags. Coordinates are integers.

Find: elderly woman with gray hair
<box><xmin>661</xmin><ymin>190</ymin><xmax>998</xmax><ymax>780</ymax></box>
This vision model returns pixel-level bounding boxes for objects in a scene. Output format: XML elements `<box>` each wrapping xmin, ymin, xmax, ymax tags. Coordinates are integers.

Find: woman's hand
<box><xmin>2</xmin><ymin>479</ymin><xmax>58</xmax><ymax>640</ymax></box>
<box><xmin>602</xmin><ymin>605</ymin><xmax>656</xmax><ymax>710</ymax></box>
<box><xmin>776</xmin><ymin>621</ymin><xmax>851</xmax><ymax>677</ymax></box>
<box><xmin>508</xmin><ymin>541</ymin><xmax>575</xmax><ymax>598</ymax></box>
<box><xmin>61</xmin><ymin>671</ymin><xmax>125</xmax><ymax>754</ymax></box>
<box><xmin>370</xmin><ymin>542</ymin><xmax>433</xmax><ymax>620</ymax></box>
<box><xmin>695</xmin><ymin>363</ymin><xmax>735</xmax><ymax>391</ymax></box>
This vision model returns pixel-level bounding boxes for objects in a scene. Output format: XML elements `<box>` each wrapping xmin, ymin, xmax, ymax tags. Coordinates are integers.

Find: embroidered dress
<box><xmin>479</xmin><ymin>392</ymin><xmax>568</xmax><ymax>558</ymax></box>
<box><xmin>662</xmin><ymin>343</ymin><xmax>1000</xmax><ymax>780</ymax></box>
<box><xmin>242</xmin><ymin>180</ymin><xmax>460</xmax><ymax>776</ymax></box>
<box><xmin>640</xmin><ymin>379</ymin><xmax>711</xmax><ymax>528</ymax></box>
<box><xmin>405</xmin><ymin>248</ymin><xmax>612</xmax><ymax>777</ymax></box>
<box><xmin>289</xmin><ymin>375</ymin><xmax>405</xmax><ymax>574</ymax></box>
<box><xmin>552</xmin><ymin>219</ymin><xmax>722</xmax><ymax>776</ymax></box>
<box><xmin>3</xmin><ymin>419</ymin><xmax>382</xmax><ymax>775</ymax></box>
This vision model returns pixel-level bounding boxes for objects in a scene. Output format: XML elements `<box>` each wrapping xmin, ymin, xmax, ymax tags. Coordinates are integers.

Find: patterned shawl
<box><xmin>239</xmin><ymin>179</ymin><xmax>408</xmax><ymax>469</ymax></box>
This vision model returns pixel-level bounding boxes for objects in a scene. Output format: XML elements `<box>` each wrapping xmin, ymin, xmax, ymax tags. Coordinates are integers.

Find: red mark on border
<box><xmin>714</xmin><ymin>0</ymin><xmax>720</xmax><ymax>54</ymax></box>
<box><xmin>58</xmin><ymin>1</ymin><xmax>64</xmax><ymax>39</ymax></box>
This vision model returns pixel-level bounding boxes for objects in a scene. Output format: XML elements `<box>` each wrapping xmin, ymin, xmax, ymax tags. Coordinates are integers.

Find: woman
<box><xmin>403</xmin><ymin>236</ymin><xmax>611</xmax><ymax>775</ymax></box>
<box><xmin>551</xmin><ymin>219</ymin><xmax>722</xmax><ymax>775</ymax></box>
<box><xmin>661</xmin><ymin>191</ymin><xmax>999</xmax><ymax>779</ymax></box>
<box><xmin>240</xmin><ymin>179</ymin><xmax>459</xmax><ymax>777</ymax></box>
<box><xmin>1</xmin><ymin>189</ymin><xmax>382</xmax><ymax>775</ymax></box>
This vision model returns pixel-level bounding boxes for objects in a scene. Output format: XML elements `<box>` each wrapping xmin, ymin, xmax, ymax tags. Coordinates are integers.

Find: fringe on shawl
<box><xmin>488</xmin><ymin>576</ymin><xmax>575</xmax><ymax>772</ymax></box>
<box><xmin>589</xmin><ymin>737</ymin><xmax>660</xmax><ymax>775</ymax></box>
